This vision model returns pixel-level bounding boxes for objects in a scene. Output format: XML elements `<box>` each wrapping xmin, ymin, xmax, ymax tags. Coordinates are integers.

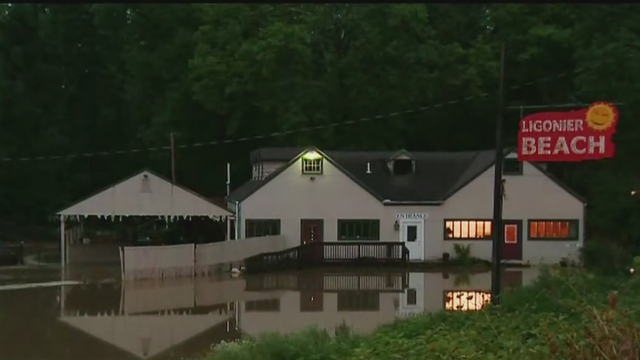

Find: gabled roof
<box><xmin>58</xmin><ymin>169</ymin><xmax>232</xmax><ymax>217</ymax></box>
<box><xmin>230</xmin><ymin>147</ymin><xmax>587</xmax><ymax>205</ymax></box>
<box><xmin>60</xmin><ymin>313</ymin><xmax>232</xmax><ymax>359</ymax></box>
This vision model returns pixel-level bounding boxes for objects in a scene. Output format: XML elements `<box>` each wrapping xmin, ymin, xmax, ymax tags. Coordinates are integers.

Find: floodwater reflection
<box><xmin>0</xmin><ymin>267</ymin><xmax>540</xmax><ymax>360</ymax></box>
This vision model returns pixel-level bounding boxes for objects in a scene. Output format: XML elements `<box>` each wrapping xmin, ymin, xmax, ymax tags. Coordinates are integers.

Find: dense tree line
<box><xmin>0</xmin><ymin>4</ymin><xmax>638</xmax><ymax>246</ymax></box>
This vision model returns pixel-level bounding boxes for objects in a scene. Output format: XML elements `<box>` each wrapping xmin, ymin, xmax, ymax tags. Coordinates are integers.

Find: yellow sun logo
<box><xmin>585</xmin><ymin>102</ymin><xmax>617</xmax><ymax>131</ymax></box>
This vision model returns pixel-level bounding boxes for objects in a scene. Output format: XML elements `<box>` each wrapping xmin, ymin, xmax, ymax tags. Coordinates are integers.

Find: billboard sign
<box><xmin>518</xmin><ymin>102</ymin><xmax>618</xmax><ymax>162</ymax></box>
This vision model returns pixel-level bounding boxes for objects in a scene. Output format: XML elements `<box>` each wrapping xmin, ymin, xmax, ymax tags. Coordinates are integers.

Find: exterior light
<box><xmin>631</xmin><ymin>190</ymin><xmax>637</xmax><ymax>196</ymax></box>
<box><xmin>394</xmin><ymin>220</ymin><xmax>399</xmax><ymax>231</ymax></box>
<box><xmin>302</xmin><ymin>151</ymin><xmax>322</xmax><ymax>160</ymax></box>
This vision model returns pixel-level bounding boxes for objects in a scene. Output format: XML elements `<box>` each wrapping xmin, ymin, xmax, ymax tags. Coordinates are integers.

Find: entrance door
<box><xmin>399</xmin><ymin>219</ymin><xmax>424</xmax><ymax>260</ymax></box>
<box><xmin>300</xmin><ymin>219</ymin><xmax>324</xmax><ymax>245</ymax></box>
<box><xmin>502</xmin><ymin>220</ymin><xmax>523</xmax><ymax>260</ymax></box>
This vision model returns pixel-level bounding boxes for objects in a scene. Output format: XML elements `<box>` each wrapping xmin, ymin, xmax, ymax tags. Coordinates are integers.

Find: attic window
<box><xmin>302</xmin><ymin>151</ymin><xmax>323</xmax><ymax>175</ymax></box>
<box><xmin>503</xmin><ymin>158</ymin><xmax>522</xmax><ymax>175</ymax></box>
<box><xmin>393</xmin><ymin>159</ymin><xmax>414</xmax><ymax>175</ymax></box>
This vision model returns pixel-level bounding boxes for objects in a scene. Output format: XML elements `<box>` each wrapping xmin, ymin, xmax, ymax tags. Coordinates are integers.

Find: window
<box><xmin>337</xmin><ymin>292</ymin><xmax>380</xmax><ymax>311</ymax></box>
<box><xmin>444</xmin><ymin>220</ymin><xmax>492</xmax><ymax>240</ymax></box>
<box><xmin>300</xmin><ymin>292</ymin><xmax>323</xmax><ymax>312</ymax></box>
<box><xmin>445</xmin><ymin>291</ymin><xmax>491</xmax><ymax>311</ymax></box>
<box><xmin>528</xmin><ymin>220</ymin><xmax>579</xmax><ymax>240</ymax></box>
<box><xmin>503</xmin><ymin>158</ymin><xmax>523</xmax><ymax>175</ymax></box>
<box><xmin>393</xmin><ymin>159</ymin><xmax>414</xmax><ymax>175</ymax></box>
<box><xmin>302</xmin><ymin>151</ymin><xmax>323</xmax><ymax>174</ymax></box>
<box><xmin>407</xmin><ymin>289</ymin><xmax>417</xmax><ymax>305</ymax></box>
<box><xmin>245</xmin><ymin>219</ymin><xmax>281</xmax><ymax>238</ymax></box>
<box><xmin>338</xmin><ymin>220</ymin><xmax>380</xmax><ymax>240</ymax></box>
<box><xmin>407</xmin><ymin>225</ymin><xmax>417</xmax><ymax>242</ymax></box>
<box><xmin>245</xmin><ymin>299</ymin><xmax>280</xmax><ymax>312</ymax></box>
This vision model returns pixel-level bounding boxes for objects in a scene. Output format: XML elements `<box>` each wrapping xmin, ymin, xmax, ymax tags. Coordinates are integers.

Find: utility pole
<box><xmin>491</xmin><ymin>43</ymin><xmax>506</xmax><ymax>306</ymax></box>
<box><xmin>170</xmin><ymin>132</ymin><xmax>176</xmax><ymax>184</ymax></box>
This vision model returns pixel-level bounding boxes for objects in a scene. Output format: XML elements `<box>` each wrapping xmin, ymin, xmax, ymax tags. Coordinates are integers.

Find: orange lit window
<box><xmin>445</xmin><ymin>291</ymin><xmax>491</xmax><ymax>311</ymax></box>
<box><xmin>528</xmin><ymin>220</ymin><xmax>578</xmax><ymax>240</ymax></box>
<box><xmin>444</xmin><ymin>220</ymin><xmax>492</xmax><ymax>240</ymax></box>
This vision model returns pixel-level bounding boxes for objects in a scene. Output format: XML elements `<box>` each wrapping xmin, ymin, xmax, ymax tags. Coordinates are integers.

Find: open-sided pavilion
<box><xmin>56</xmin><ymin>169</ymin><xmax>233</xmax><ymax>267</ymax></box>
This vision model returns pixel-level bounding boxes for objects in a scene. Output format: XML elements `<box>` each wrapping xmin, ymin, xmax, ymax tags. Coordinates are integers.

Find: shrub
<box><xmin>206</xmin><ymin>327</ymin><xmax>361</xmax><ymax>360</ymax></box>
<box><xmin>452</xmin><ymin>244</ymin><xmax>471</xmax><ymax>264</ymax></box>
<box><xmin>546</xmin><ymin>295</ymin><xmax>640</xmax><ymax>359</ymax></box>
<box><xmin>580</xmin><ymin>239</ymin><xmax>632</xmax><ymax>274</ymax></box>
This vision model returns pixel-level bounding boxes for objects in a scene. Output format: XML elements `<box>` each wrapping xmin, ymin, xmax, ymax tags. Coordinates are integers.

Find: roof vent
<box><xmin>366</xmin><ymin>162</ymin><xmax>372</xmax><ymax>174</ymax></box>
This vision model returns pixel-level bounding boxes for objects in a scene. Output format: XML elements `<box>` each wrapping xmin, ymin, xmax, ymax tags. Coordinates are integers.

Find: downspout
<box><xmin>234</xmin><ymin>201</ymin><xmax>241</xmax><ymax>240</ymax></box>
<box><xmin>226</xmin><ymin>163</ymin><xmax>231</xmax><ymax>241</ymax></box>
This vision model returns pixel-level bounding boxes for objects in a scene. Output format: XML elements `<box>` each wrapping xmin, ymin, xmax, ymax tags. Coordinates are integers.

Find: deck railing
<box><xmin>244</xmin><ymin>241</ymin><xmax>409</xmax><ymax>273</ymax></box>
<box><xmin>245</xmin><ymin>271</ymin><xmax>409</xmax><ymax>292</ymax></box>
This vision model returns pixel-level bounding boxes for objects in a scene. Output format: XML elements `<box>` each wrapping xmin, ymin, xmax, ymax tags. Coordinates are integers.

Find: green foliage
<box><xmin>580</xmin><ymin>239</ymin><xmax>633</xmax><ymax>274</ymax></box>
<box><xmin>204</xmin><ymin>269</ymin><xmax>640</xmax><ymax>360</ymax></box>
<box><xmin>208</xmin><ymin>327</ymin><xmax>361</xmax><ymax>360</ymax></box>
<box><xmin>452</xmin><ymin>244</ymin><xmax>472</xmax><ymax>264</ymax></box>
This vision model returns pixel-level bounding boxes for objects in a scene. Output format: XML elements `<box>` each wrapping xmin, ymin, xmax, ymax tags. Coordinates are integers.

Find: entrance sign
<box><xmin>518</xmin><ymin>102</ymin><xmax>618</xmax><ymax>162</ymax></box>
<box><xmin>396</xmin><ymin>213</ymin><xmax>427</xmax><ymax>219</ymax></box>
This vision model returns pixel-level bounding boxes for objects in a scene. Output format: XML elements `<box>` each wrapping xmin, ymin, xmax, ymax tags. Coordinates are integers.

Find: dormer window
<box><xmin>388</xmin><ymin>150</ymin><xmax>415</xmax><ymax>175</ymax></box>
<box><xmin>393</xmin><ymin>159</ymin><xmax>414</xmax><ymax>175</ymax></box>
<box><xmin>302</xmin><ymin>151</ymin><xmax>323</xmax><ymax>175</ymax></box>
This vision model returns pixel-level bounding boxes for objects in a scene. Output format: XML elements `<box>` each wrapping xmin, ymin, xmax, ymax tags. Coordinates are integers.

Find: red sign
<box><xmin>517</xmin><ymin>102</ymin><xmax>618</xmax><ymax>162</ymax></box>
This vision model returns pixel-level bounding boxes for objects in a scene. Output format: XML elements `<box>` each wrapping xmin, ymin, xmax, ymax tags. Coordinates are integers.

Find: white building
<box><xmin>228</xmin><ymin>147</ymin><xmax>585</xmax><ymax>264</ymax></box>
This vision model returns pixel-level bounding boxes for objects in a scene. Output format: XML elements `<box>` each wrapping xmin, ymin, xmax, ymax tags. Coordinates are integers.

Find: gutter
<box><xmin>382</xmin><ymin>200</ymin><xmax>443</xmax><ymax>206</ymax></box>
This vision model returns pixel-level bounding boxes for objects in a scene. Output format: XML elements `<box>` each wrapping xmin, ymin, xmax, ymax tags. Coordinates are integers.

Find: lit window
<box><xmin>445</xmin><ymin>291</ymin><xmax>491</xmax><ymax>311</ymax></box>
<box><xmin>444</xmin><ymin>220</ymin><xmax>492</xmax><ymax>240</ymax></box>
<box><xmin>302</xmin><ymin>151</ymin><xmax>323</xmax><ymax>174</ymax></box>
<box><xmin>528</xmin><ymin>220</ymin><xmax>579</xmax><ymax>240</ymax></box>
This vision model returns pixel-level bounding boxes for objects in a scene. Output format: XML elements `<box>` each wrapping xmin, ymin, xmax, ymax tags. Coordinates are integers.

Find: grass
<box><xmin>203</xmin><ymin>268</ymin><xmax>639</xmax><ymax>360</ymax></box>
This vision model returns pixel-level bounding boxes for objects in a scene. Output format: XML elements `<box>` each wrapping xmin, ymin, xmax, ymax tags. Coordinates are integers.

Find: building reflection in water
<box><xmin>28</xmin><ymin>267</ymin><xmax>538</xmax><ymax>360</ymax></box>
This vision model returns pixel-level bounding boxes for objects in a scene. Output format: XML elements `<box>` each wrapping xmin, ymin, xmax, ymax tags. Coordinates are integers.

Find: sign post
<box><xmin>490</xmin><ymin>43</ymin><xmax>506</xmax><ymax>306</ymax></box>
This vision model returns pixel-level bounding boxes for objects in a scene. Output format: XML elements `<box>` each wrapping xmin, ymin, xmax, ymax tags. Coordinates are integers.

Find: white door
<box><xmin>399</xmin><ymin>219</ymin><xmax>424</xmax><ymax>260</ymax></box>
<box><xmin>398</xmin><ymin>272</ymin><xmax>425</xmax><ymax>317</ymax></box>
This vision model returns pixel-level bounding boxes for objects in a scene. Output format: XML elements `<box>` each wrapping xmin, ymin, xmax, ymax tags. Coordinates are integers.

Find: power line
<box><xmin>0</xmin><ymin>64</ymin><xmax>598</xmax><ymax>163</ymax></box>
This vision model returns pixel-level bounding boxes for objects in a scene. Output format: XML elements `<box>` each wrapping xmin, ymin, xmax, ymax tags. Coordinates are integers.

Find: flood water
<box><xmin>0</xmin><ymin>266</ymin><xmax>540</xmax><ymax>360</ymax></box>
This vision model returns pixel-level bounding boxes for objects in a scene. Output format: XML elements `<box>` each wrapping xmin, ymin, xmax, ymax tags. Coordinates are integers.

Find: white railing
<box><xmin>120</xmin><ymin>235</ymin><xmax>288</xmax><ymax>280</ymax></box>
<box><xmin>195</xmin><ymin>235</ymin><xmax>287</xmax><ymax>276</ymax></box>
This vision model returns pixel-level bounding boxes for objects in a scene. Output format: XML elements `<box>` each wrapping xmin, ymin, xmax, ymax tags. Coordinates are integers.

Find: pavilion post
<box><xmin>60</xmin><ymin>216</ymin><xmax>66</xmax><ymax>267</ymax></box>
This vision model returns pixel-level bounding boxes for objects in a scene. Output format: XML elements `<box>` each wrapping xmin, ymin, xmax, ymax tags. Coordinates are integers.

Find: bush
<box><xmin>207</xmin><ymin>327</ymin><xmax>361</xmax><ymax>360</ymax></box>
<box><xmin>452</xmin><ymin>244</ymin><xmax>471</xmax><ymax>264</ymax></box>
<box><xmin>580</xmin><ymin>239</ymin><xmax>633</xmax><ymax>274</ymax></box>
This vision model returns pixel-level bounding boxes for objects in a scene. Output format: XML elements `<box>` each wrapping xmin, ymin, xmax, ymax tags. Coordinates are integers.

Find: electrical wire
<box><xmin>0</xmin><ymin>65</ymin><xmax>592</xmax><ymax>162</ymax></box>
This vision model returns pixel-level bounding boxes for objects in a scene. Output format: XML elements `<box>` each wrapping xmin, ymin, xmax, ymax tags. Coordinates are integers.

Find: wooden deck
<box><xmin>244</xmin><ymin>241</ymin><xmax>409</xmax><ymax>273</ymax></box>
